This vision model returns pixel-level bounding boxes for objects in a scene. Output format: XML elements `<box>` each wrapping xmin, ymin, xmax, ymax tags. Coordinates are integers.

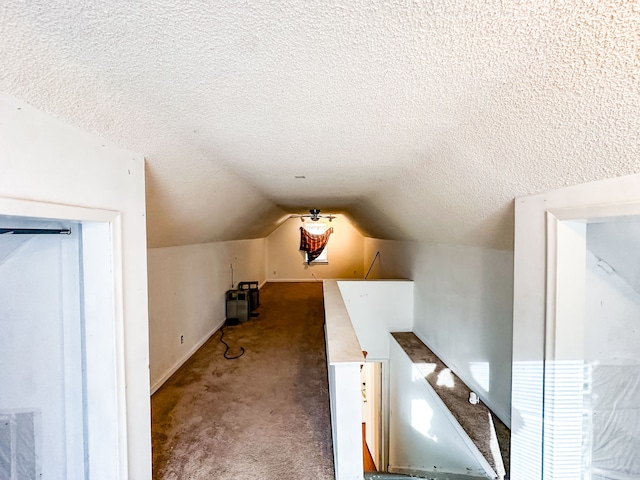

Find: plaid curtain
<box><xmin>299</xmin><ymin>226</ymin><xmax>334</xmax><ymax>263</ymax></box>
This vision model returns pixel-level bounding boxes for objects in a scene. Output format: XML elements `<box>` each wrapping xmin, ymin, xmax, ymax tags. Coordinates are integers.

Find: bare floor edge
<box><xmin>151</xmin><ymin>282</ymin><xmax>334</xmax><ymax>480</ymax></box>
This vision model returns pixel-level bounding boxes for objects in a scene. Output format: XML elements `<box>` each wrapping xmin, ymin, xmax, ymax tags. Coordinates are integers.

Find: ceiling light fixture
<box><xmin>294</xmin><ymin>209</ymin><xmax>335</xmax><ymax>222</ymax></box>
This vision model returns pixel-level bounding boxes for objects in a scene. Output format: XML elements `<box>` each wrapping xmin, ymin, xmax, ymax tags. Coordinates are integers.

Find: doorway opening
<box><xmin>361</xmin><ymin>361</ymin><xmax>383</xmax><ymax>472</ymax></box>
<box><xmin>0</xmin><ymin>205</ymin><xmax>126</xmax><ymax>479</ymax></box>
<box><xmin>544</xmin><ymin>204</ymin><xmax>640</xmax><ymax>478</ymax></box>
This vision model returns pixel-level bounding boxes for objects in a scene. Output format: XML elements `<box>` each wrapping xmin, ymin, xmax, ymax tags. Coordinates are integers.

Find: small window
<box><xmin>304</xmin><ymin>223</ymin><xmax>328</xmax><ymax>263</ymax></box>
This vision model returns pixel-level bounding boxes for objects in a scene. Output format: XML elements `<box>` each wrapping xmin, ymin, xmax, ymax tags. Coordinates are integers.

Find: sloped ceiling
<box><xmin>1</xmin><ymin>1</ymin><xmax>639</xmax><ymax>249</ymax></box>
<box><xmin>0</xmin><ymin>216</ymin><xmax>71</xmax><ymax>268</ymax></box>
<box><xmin>587</xmin><ymin>217</ymin><xmax>640</xmax><ymax>296</ymax></box>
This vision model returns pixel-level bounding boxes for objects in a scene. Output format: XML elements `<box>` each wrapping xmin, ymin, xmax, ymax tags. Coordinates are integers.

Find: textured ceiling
<box><xmin>1</xmin><ymin>1</ymin><xmax>639</xmax><ymax>249</ymax></box>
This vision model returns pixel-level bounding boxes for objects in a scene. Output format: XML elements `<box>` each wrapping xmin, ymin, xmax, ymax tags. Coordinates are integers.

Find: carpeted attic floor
<box><xmin>151</xmin><ymin>282</ymin><xmax>334</xmax><ymax>480</ymax></box>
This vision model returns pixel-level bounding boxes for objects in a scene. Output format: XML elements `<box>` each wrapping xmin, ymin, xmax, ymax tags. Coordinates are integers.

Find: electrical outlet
<box><xmin>180</xmin><ymin>335</ymin><xmax>184</xmax><ymax>344</ymax></box>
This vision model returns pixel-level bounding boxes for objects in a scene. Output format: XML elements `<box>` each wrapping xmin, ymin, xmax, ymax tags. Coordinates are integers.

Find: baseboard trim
<box><xmin>150</xmin><ymin>320</ymin><xmax>224</xmax><ymax>395</ymax></box>
<box><xmin>266</xmin><ymin>278</ymin><xmax>324</xmax><ymax>283</ymax></box>
<box><xmin>388</xmin><ymin>466</ymin><xmax>487</xmax><ymax>480</ymax></box>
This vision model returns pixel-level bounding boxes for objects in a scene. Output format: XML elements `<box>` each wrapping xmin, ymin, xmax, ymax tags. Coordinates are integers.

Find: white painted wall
<box><xmin>336</xmin><ymin>279</ymin><xmax>413</xmax><ymax>472</ymax></box>
<box><xmin>323</xmin><ymin>280</ymin><xmax>365</xmax><ymax>480</ymax></box>
<box><xmin>327</xmin><ymin>363</ymin><xmax>364</xmax><ymax>480</ymax></box>
<box><xmin>267</xmin><ymin>215</ymin><xmax>364</xmax><ymax>281</ymax></box>
<box><xmin>584</xmin><ymin>250</ymin><xmax>640</xmax><ymax>365</ymax></box>
<box><xmin>363</xmin><ymin>238</ymin><xmax>513</xmax><ymax>426</ymax></box>
<box><xmin>364</xmin><ymin>238</ymin><xmax>415</xmax><ymax>280</ymax></box>
<box><xmin>587</xmin><ymin>217</ymin><xmax>640</xmax><ymax>295</ymax></box>
<box><xmin>147</xmin><ymin>238</ymin><xmax>266</xmax><ymax>392</ymax></box>
<box><xmin>0</xmin><ymin>93</ymin><xmax>150</xmax><ymax>479</ymax></box>
<box><xmin>337</xmin><ymin>280</ymin><xmax>414</xmax><ymax>359</ymax></box>
<box><xmin>583</xmin><ymin>249</ymin><xmax>640</xmax><ymax>478</ymax></box>
<box><xmin>410</xmin><ymin>244</ymin><xmax>513</xmax><ymax>425</ymax></box>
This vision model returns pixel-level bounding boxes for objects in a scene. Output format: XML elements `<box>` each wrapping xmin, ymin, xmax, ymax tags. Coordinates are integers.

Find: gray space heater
<box><xmin>225</xmin><ymin>290</ymin><xmax>249</xmax><ymax>323</ymax></box>
<box><xmin>238</xmin><ymin>281</ymin><xmax>259</xmax><ymax>312</ymax></box>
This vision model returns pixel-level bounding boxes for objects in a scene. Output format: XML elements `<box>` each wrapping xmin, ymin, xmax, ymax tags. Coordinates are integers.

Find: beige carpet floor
<box><xmin>151</xmin><ymin>282</ymin><xmax>334</xmax><ymax>480</ymax></box>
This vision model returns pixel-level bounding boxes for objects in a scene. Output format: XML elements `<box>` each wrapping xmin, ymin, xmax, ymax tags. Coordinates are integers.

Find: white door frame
<box><xmin>543</xmin><ymin>202</ymin><xmax>640</xmax><ymax>478</ymax></box>
<box><xmin>512</xmin><ymin>173</ymin><xmax>640</xmax><ymax>480</ymax></box>
<box><xmin>545</xmin><ymin>201</ymin><xmax>640</xmax><ymax>361</ymax></box>
<box><xmin>0</xmin><ymin>196</ymin><xmax>128</xmax><ymax>479</ymax></box>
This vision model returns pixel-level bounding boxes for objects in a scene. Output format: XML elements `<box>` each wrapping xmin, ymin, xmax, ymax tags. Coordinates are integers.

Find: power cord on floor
<box><xmin>219</xmin><ymin>325</ymin><xmax>245</xmax><ymax>360</ymax></box>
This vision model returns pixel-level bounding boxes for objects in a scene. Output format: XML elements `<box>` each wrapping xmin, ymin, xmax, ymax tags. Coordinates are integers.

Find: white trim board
<box><xmin>266</xmin><ymin>278</ymin><xmax>324</xmax><ymax>283</ymax></box>
<box><xmin>512</xmin><ymin>172</ymin><xmax>640</xmax><ymax>479</ymax></box>
<box><xmin>0</xmin><ymin>198</ymin><xmax>129</xmax><ymax>479</ymax></box>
